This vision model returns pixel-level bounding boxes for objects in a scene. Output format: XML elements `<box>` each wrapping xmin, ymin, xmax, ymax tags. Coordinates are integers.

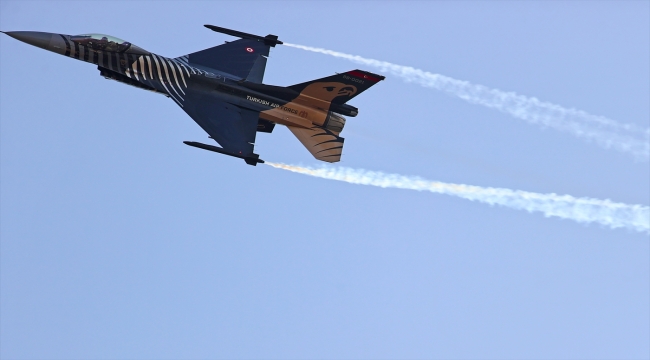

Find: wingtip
<box><xmin>203</xmin><ymin>24</ymin><xmax>283</xmax><ymax>47</ymax></box>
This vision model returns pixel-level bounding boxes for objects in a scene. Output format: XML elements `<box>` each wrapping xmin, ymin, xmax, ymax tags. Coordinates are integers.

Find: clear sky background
<box><xmin>1</xmin><ymin>1</ymin><xmax>648</xmax><ymax>359</ymax></box>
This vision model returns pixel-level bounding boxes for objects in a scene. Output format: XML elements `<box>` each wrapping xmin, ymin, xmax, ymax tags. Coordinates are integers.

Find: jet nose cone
<box><xmin>2</xmin><ymin>31</ymin><xmax>54</xmax><ymax>50</ymax></box>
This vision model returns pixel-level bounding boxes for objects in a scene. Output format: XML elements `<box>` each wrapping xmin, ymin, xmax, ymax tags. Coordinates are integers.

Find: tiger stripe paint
<box><xmin>131</xmin><ymin>59</ymin><xmax>140</xmax><ymax>81</ymax></box>
<box><xmin>2</xmin><ymin>28</ymin><xmax>384</xmax><ymax>165</ymax></box>
<box><xmin>287</xmin><ymin>125</ymin><xmax>344</xmax><ymax>163</ymax></box>
<box><xmin>151</xmin><ymin>54</ymin><xmax>182</xmax><ymax>106</ymax></box>
<box><xmin>156</xmin><ymin>55</ymin><xmax>184</xmax><ymax>101</ymax></box>
<box><xmin>144</xmin><ymin>56</ymin><xmax>153</xmax><ymax>80</ymax></box>
<box><xmin>172</xmin><ymin>59</ymin><xmax>191</xmax><ymax>79</ymax></box>
<box><xmin>166</xmin><ymin>58</ymin><xmax>185</xmax><ymax>95</ymax></box>
<box><xmin>138</xmin><ymin>56</ymin><xmax>147</xmax><ymax>80</ymax></box>
<box><xmin>60</xmin><ymin>35</ymin><xmax>71</xmax><ymax>56</ymax></box>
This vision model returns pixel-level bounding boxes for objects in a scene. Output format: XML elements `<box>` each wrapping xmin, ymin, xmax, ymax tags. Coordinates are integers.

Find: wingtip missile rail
<box><xmin>204</xmin><ymin>24</ymin><xmax>283</xmax><ymax>47</ymax></box>
<box><xmin>183</xmin><ymin>141</ymin><xmax>264</xmax><ymax>166</ymax></box>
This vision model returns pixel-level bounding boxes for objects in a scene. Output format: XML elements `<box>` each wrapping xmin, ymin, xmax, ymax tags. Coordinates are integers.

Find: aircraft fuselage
<box><xmin>4</xmin><ymin>31</ymin><xmax>347</xmax><ymax>132</ymax></box>
<box><xmin>3</xmin><ymin>27</ymin><xmax>384</xmax><ymax>165</ymax></box>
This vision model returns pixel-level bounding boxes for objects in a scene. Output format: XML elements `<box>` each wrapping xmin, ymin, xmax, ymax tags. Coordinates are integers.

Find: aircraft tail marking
<box><xmin>288</xmin><ymin>69</ymin><xmax>385</xmax><ymax>106</ymax></box>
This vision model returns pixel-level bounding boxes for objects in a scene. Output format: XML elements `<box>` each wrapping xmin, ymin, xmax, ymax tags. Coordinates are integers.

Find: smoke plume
<box><xmin>284</xmin><ymin>43</ymin><xmax>650</xmax><ymax>161</ymax></box>
<box><xmin>266</xmin><ymin>162</ymin><xmax>650</xmax><ymax>234</ymax></box>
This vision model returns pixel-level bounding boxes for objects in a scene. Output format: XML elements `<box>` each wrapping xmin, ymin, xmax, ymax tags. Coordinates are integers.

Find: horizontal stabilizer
<box><xmin>287</xmin><ymin>126</ymin><xmax>344</xmax><ymax>163</ymax></box>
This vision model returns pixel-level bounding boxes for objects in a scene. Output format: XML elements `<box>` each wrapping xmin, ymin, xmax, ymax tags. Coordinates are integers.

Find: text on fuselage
<box><xmin>246</xmin><ymin>95</ymin><xmax>299</xmax><ymax>114</ymax></box>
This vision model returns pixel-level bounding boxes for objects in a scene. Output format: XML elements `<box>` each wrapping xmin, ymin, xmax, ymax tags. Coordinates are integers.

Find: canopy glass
<box><xmin>70</xmin><ymin>34</ymin><xmax>148</xmax><ymax>54</ymax></box>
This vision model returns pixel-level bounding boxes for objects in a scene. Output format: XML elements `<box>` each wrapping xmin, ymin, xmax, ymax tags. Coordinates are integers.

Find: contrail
<box><xmin>266</xmin><ymin>162</ymin><xmax>650</xmax><ymax>234</ymax></box>
<box><xmin>284</xmin><ymin>43</ymin><xmax>650</xmax><ymax>161</ymax></box>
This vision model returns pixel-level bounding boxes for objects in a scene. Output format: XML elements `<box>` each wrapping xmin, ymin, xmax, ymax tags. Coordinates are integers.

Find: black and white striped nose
<box><xmin>2</xmin><ymin>31</ymin><xmax>54</xmax><ymax>50</ymax></box>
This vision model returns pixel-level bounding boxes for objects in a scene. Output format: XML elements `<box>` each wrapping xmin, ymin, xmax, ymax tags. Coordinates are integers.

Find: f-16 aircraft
<box><xmin>2</xmin><ymin>25</ymin><xmax>385</xmax><ymax>165</ymax></box>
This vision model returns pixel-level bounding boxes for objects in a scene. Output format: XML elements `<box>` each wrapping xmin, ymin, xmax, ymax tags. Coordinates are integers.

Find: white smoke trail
<box><xmin>284</xmin><ymin>43</ymin><xmax>650</xmax><ymax>161</ymax></box>
<box><xmin>266</xmin><ymin>162</ymin><xmax>650</xmax><ymax>234</ymax></box>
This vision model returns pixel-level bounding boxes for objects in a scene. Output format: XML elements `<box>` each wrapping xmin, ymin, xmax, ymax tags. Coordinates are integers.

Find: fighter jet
<box><xmin>2</xmin><ymin>25</ymin><xmax>385</xmax><ymax>165</ymax></box>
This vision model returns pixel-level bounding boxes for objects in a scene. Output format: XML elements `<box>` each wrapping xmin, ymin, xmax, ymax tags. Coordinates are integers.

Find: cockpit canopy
<box><xmin>70</xmin><ymin>34</ymin><xmax>149</xmax><ymax>55</ymax></box>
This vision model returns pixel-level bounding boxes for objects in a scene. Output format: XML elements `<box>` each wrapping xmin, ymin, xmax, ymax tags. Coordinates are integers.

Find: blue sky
<box><xmin>1</xmin><ymin>1</ymin><xmax>648</xmax><ymax>359</ymax></box>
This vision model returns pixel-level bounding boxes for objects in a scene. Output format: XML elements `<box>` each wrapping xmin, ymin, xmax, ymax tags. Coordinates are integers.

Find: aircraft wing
<box><xmin>181</xmin><ymin>89</ymin><xmax>259</xmax><ymax>159</ymax></box>
<box><xmin>176</xmin><ymin>25</ymin><xmax>282</xmax><ymax>83</ymax></box>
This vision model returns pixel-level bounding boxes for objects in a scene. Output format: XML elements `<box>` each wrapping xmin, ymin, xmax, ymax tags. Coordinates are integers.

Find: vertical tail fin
<box><xmin>288</xmin><ymin>69</ymin><xmax>385</xmax><ymax>105</ymax></box>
